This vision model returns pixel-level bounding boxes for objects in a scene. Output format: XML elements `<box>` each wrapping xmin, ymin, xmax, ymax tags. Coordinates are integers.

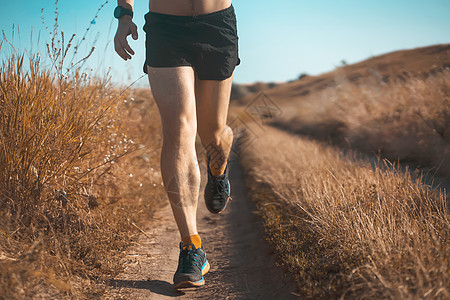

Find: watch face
<box><xmin>114</xmin><ymin>6</ymin><xmax>122</xmax><ymax>18</ymax></box>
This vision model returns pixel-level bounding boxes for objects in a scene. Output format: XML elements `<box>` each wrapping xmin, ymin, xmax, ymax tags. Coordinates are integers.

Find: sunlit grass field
<box><xmin>0</xmin><ymin>43</ymin><xmax>164</xmax><ymax>297</ymax></box>
<box><xmin>275</xmin><ymin>69</ymin><xmax>450</xmax><ymax>180</ymax></box>
<box><xmin>239</xmin><ymin>69</ymin><xmax>449</xmax><ymax>299</ymax></box>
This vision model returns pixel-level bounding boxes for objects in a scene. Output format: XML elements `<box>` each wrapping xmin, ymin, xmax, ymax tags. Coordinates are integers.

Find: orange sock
<box><xmin>206</xmin><ymin>153</ymin><xmax>226</xmax><ymax>176</ymax></box>
<box><xmin>182</xmin><ymin>234</ymin><xmax>202</xmax><ymax>249</ymax></box>
<box><xmin>211</xmin><ymin>164</ymin><xmax>226</xmax><ymax>177</ymax></box>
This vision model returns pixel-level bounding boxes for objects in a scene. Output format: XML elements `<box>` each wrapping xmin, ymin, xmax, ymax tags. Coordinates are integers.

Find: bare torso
<box><xmin>149</xmin><ymin>0</ymin><xmax>232</xmax><ymax>16</ymax></box>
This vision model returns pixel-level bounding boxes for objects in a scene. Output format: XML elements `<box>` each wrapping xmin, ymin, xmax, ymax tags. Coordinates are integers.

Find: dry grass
<box><xmin>239</xmin><ymin>125</ymin><xmax>449</xmax><ymax>299</ymax></box>
<box><xmin>274</xmin><ymin>69</ymin><xmax>450</xmax><ymax>180</ymax></box>
<box><xmin>0</xmin><ymin>48</ymin><xmax>164</xmax><ymax>298</ymax></box>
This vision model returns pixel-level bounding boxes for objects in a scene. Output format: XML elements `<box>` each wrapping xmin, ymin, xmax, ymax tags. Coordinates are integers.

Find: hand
<box><xmin>114</xmin><ymin>16</ymin><xmax>138</xmax><ymax>60</ymax></box>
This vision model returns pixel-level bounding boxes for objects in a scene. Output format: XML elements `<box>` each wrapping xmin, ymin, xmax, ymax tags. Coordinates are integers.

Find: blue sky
<box><xmin>1</xmin><ymin>0</ymin><xmax>449</xmax><ymax>86</ymax></box>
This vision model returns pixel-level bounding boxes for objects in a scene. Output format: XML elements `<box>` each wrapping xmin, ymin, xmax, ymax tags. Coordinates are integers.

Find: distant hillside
<box><xmin>230</xmin><ymin>44</ymin><xmax>450</xmax><ymax>182</ymax></box>
<box><xmin>234</xmin><ymin>44</ymin><xmax>450</xmax><ymax>106</ymax></box>
<box><xmin>230</xmin><ymin>82</ymin><xmax>279</xmax><ymax>101</ymax></box>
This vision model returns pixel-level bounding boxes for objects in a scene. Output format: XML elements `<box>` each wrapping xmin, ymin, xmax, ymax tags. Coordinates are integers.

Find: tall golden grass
<box><xmin>0</xmin><ymin>45</ymin><xmax>163</xmax><ymax>297</ymax></box>
<box><xmin>275</xmin><ymin>70</ymin><xmax>450</xmax><ymax>180</ymax></box>
<box><xmin>240</xmin><ymin>126</ymin><xmax>448</xmax><ymax>299</ymax></box>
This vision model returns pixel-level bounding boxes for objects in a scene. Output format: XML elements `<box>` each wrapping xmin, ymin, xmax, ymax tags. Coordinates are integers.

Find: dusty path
<box><xmin>103</xmin><ymin>154</ymin><xmax>298</xmax><ymax>299</ymax></box>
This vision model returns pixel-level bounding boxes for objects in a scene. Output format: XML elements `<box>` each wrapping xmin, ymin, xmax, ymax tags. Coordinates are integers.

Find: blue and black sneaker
<box><xmin>173</xmin><ymin>242</ymin><xmax>210</xmax><ymax>289</ymax></box>
<box><xmin>204</xmin><ymin>153</ymin><xmax>231</xmax><ymax>214</ymax></box>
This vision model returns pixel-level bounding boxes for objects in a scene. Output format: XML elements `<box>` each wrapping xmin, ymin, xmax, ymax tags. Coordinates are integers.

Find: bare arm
<box><xmin>114</xmin><ymin>0</ymin><xmax>138</xmax><ymax>60</ymax></box>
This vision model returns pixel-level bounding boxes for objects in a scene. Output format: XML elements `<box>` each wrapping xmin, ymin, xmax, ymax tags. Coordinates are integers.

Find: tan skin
<box><xmin>114</xmin><ymin>0</ymin><xmax>234</xmax><ymax>239</ymax></box>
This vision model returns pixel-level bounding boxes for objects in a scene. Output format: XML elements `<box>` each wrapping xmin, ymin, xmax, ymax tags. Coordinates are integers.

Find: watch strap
<box><xmin>114</xmin><ymin>6</ymin><xmax>133</xmax><ymax>19</ymax></box>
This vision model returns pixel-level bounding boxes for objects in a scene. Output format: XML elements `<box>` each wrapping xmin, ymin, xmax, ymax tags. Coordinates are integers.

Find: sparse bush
<box><xmin>298</xmin><ymin>73</ymin><xmax>308</xmax><ymax>80</ymax></box>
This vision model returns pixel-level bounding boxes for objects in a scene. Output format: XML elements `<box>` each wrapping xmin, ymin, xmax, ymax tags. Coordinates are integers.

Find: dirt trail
<box><xmin>104</xmin><ymin>154</ymin><xmax>298</xmax><ymax>299</ymax></box>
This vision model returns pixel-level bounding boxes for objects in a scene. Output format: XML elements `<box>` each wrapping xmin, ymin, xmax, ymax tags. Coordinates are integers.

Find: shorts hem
<box><xmin>197</xmin><ymin>73</ymin><xmax>234</xmax><ymax>81</ymax></box>
<box><xmin>143</xmin><ymin>62</ymin><xmax>193</xmax><ymax>74</ymax></box>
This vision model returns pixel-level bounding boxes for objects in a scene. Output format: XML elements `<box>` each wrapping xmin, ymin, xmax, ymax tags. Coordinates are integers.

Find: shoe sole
<box><xmin>174</xmin><ymin>261</ymin><xmax>210</xmax><ymax>289</ymax></box>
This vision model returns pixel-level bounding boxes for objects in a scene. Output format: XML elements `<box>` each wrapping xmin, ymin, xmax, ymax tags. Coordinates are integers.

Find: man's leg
<box><xmin>147</xmin><ymin>66</ymin><xmax>200</xmax><ymax>239</ymax></box>
<box><xmin>195</xmin><ymin>74</ymin><xmax>234</xmax><ymax>174</ymax></box>
<box><xmin>195</xmin><ymin>74</ymin><xmax>234</xmax><ymax>214</ymax></box>
<box><xmin>148</xmin><ymin>66</ymin><xmax>210</xmax><ymax>289</ymax></box>
<box><xmin>148</xmin><ymin>66</ymin><xmax>211</xmax><ymax>289</ymax></box>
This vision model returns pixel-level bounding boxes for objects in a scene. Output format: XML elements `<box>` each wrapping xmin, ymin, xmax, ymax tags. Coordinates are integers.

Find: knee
<box><xmin>162</xmin><ymin>114</ymin><xmax>197</xmax><ymax>144</ymax></box>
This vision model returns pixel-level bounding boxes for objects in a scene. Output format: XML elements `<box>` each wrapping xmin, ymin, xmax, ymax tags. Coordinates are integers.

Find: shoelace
<box><xmin>215</xmin><ymin>177</ymin><xmax>228</xmax><ymax>197</ymax></box>
<box><xmin>181</xmin><ymin>248</ymin><xmax>201</xmax><ymax>272</ymax></box>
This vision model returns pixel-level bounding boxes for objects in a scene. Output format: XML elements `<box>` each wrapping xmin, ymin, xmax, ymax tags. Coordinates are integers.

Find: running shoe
<box><xmin>173</xmin><ymin>242</ymin><xmax>210</xmax><ymax>289</ymax></box>
<box><xmin>204</xmin><ymin>153</ymin><xmax>231</xmax><ymax>214</ymax></box>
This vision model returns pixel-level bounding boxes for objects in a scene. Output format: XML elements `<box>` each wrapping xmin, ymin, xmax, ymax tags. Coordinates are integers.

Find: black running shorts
<box><xmin>143</xmin><ymin>5</ymin><xmax>240</xmax><ymax>80</ymax></box>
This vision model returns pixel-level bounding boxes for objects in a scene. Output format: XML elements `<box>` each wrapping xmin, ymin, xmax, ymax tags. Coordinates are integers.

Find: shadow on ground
<box><xmin>107</xmin><ymin>279</ymin><xmax>185</xmax><ymax>297</ymax></box>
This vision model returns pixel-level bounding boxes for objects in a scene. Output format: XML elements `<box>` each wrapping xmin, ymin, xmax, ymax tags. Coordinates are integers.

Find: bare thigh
<box><xmin>195</xmin><ymin>73</ymin><xmax>234</xmax><ymax>143</ymax></box>
<box><xmin>147</xmin><ymin>66</ymin><xmax>197</xmax><ymax>136</ymax></box>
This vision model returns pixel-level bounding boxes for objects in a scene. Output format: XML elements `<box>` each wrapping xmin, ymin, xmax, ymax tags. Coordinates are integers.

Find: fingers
<box><xmin>122</xmin><ymin>38</ymin><xmax>135</xmax><ymax>56</ymax></box>
<box><xmin>114</xmin><ymin>22</ymin><xmax>138</xmax><ymax>60</ymax></box>
<box><xmin>131</xmin><ymin>23</ymin><xmax>138</xmax><ymax>40</ymax></box>
<box><xmin>114</xmin><ymin>37</ymin><xmax>131</xmax><ymax>60</ymax></box>
<box><xmin>114</xmin><ymin>36</ymin><xmax>134</xmax><ymax>60</ymax></box>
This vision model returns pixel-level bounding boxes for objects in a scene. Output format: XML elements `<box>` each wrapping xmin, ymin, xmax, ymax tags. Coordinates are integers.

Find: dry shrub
<box><xmin>275</xmin><ymin>70</ymin><xmax>450</xmax><ymax>180</ymax></box>
<box><xmin>0</xmin><ymin>49</ymin><xmax>163</xmax><ymax>298</ymax></box>
<box><xmin>240</xmin><ymin>126</ymin><xmax>449</xmax><ymax>299</ymax></box>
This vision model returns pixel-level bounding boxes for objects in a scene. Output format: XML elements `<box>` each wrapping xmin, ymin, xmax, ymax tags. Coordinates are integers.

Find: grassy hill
<box><xmin>234</xmin><ymin>44</ymin><xmax>449</xmax><ymax>298</ymax></box>
<box><xmin>230</xmin><ymin>44</ymin><xmax>450</xmax><ymax>180</ymax></box>
<box><xmin>233</xmin><ymin>44</ymin><xmax>450</xmax><ymax>105</ymax></box>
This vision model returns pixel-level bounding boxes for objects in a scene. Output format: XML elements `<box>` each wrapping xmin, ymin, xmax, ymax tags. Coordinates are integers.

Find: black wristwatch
<box><xmin>114</xmin><ymin>6</ymin><xmax>133</xmax><ymax>19</ymax></box>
